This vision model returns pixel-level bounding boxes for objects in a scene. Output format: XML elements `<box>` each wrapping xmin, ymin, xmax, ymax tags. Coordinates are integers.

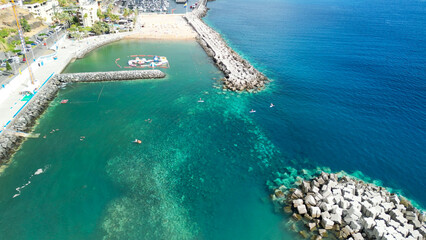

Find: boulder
<box><xmin>318</xmin><ymin>229</ymin><xmax>328</xmax><ymax>237</ymax></box>
<box><xmin>321</xmin><ymin>218</ymin><xmax>334</xmax><ymax>230</ymax></box>
<box><xmin>297</xmin><ymin>205</ymin><xmax>307</xmax><ymax>215</ymax></box>
<box><xmin>361</xmin><ymin>217</ymin><xmax>375</xmax><ymax>229</ymax></box>
<box><xmin>309</xmin><ymin>206</ymin><xmax>321</xmax><ymax>218</ymax></box>
<box><xmin>293</xmin><ymin>199</ymin><xmax>304</xmax><ymax>208</ymax></box>
<box><xmin>330</xmin><ymin>213</ymin><xmax>342</xmax><ymax>225</ymax></box>
<box><xmin>305</xmin><ymin>195</ymin><xmax>317</xmax><ymax>206</ymax></box>
<box><xmin>292</xmin><ymin>189</ymin><xmax>304</xmax><ymax>199</ymax></box>
<box><xmin>340</xmin><ymin>225</ymin><xmax>353</xmax><ymax>238</ymax></box>
<box><xmin>307</xmin><ymin>222</ymin><xmax>316</xmax><ymax>231</ymax></box>
<box><xmin>352</xmin><ymin>232</ymin><xmax>364</xmax><ymax>240</ymax></box>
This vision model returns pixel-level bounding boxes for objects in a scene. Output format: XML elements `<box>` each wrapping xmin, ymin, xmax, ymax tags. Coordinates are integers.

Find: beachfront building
<box><xmin>23</xmin><ymin>0</ymin><xmax>59</xmax><ymax>24</ymax></box>
<box><xmin>76</xmin><ymin>0</ymin><xmax>99</xmax><ymax>27</ymax></box>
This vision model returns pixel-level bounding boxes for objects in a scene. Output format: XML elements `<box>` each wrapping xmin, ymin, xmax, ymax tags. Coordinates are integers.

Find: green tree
<box><xmin>20</xmin><ymin>17</ymin><xmax>31</xmax><ymax>32</ymax></box>
<box><xmin>91</xmin><ymin>21</ymin><xmax>110</xmax><ymax>35</ymax></box>
<box><xmin>53</xmin><ymin>11</ymin><xmax>73</xmax><ymax>25</ymax></box>
<box><xmin>123</xmin><ymin>8</ymin><xmax>129</xmax><ymax>17</ymax></box>
<box><xmin>97</xmin><ymin>9</ymin><xmax>105</xmax><ymax>20</ymax></box>
<box><xmin>6</xmin><ymin>61</ymin><xmax>12</xmax><ymax>71</ymax></box>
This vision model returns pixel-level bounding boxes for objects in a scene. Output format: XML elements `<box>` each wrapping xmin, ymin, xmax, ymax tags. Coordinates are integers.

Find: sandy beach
<box><xmin>126</xmin><ymin>14</ymin><xmax>197</xmax><ymax>39</ymax></box>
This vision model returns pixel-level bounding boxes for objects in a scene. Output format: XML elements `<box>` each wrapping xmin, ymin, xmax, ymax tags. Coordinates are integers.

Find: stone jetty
<box><xmin>185</xmin><ymin>0</ymin><xmax>268</xmax><ymax>91</ymax></box>
<box><xmin>0</xmin><ymin>70</ymin><xmax>165</xmax><ymax>162</ymax></box>
<box><xmin>272</xmin><ymin>172</ymin><xmax>426</xmax><ymax>239</ymax></box>
<box><xmin>55</xmin><ymin>70</ymin><xmax>165</xmax><ymax>82</ymax></box>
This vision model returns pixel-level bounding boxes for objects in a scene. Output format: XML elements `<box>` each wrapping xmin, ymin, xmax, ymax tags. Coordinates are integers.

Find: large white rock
<box><xmin>324</xmin><ymin>196</ymin><xmax>335</xmax><ymax>204</ymax></box>
<box><xmin>309</xmin><ymin>206</ymin><xmax>321</xmax><ymax>218</ymax></box>
<box><xmin>352</xmin><ymin>233</ymin><xmax>364</xmax><ymax>240</ymax></box>
<box><xmin>305</xmin><ymin>195</ymin><xmax>317</xmax><ymax>206</ymax></box>
<box><xmin>293</xmin><ymin>199</ymin><xmax>304</xmax><ymax>208</ymax></box>
<box><xmin>330</xmin><ymin>213</ymin><xmax>342</xmax><ymax>225</ymax></box>
<box><xmin>380</xmin><ymin>202</ymin><xmax>395</xmax><ymax>212</ymax></box>
<box><xmin>340</xmin><ymin>200</ymin><xmax>350</xmax><ymax>210</ymax></box>
<box><xmin>396</xmin><ymin>225</ymin><xmax>409</xmax><ymax>237</ymax></box>
<box><xmin>350</xmin><ymin>220</ymin><xmax>362</xmax><ymax>232</ymax></box>
<box><xmin>322</xmin><ymin>190</ymin><xmax>332</xmax><ymax>198</ymax></box>
<box><xmin>340</xmin><ymin>225</ymin><xmax>352</xmax><ymax>238</ymax></box>
<box><xmin>292</xmin><ymin>189</ymin><xmax>304</xmax><ymax>199</ymax></box>
<box><xmin>372</xmin><ymin>225</ymin><xmax>386</xmax><ymax>238</ymax></box>
<box><xmin>361</xmin><ymin>201</ymin><xmax>372</xmax><ymax>214</ymax></box>
<box><xmin>297</xmin><ymin>204</ymin><xmax>307</xmax><ymax>215</ymax></box>
<box><xmin>405</xmin><ymin>211</ymin><xmax>417</xmax><ymax>221</ymax></box>
<box><xmin>321</xmin><ymin>218</ymin><xmax>334</xmax><ymax>230</ymax></box>
<box><xmin>361</xmin><ymin>217</ymin><xmax>376</xmax><ymax>229</ymax></box>
<box><xmin>365</xmin><ymin>206</ymin><xmax>380</xmax><ymax>218</ymax></box>
<box><xmin>332</xmin><ymin>206</ymin><xmax>343</xmax><ymax>216</ymax></box>
<box><xmin>409</xmin><ymin>230</ymin><xmax>422</xmax><ymax>240</ymax></box>
<box><xmin>382</xmin><ymin>234</ymin><xmax>396</xmax><ymax>240</ymax></box>
<box><xmin>332</xmin><ymin>188</ymin><xmax>342</xmax><ymax>196</ymax></box>
<box><xmin>377</xmin><ymin>212</ymin><xmax>391</xmax><ymax>222</ymax></box>
<box><xmin>389</xmin><ymin>220</ymin><xmax>401</xmax><ymax>229</ymax></box>
<box><xmin>390</xmin><ymin>195</ymin><xmax>400</xmax><ymax>205</ymax></box>
<box><xmin>321</xmin><ymin>211</ymin><xmax>331</xmax><ymax>219</ymax></box>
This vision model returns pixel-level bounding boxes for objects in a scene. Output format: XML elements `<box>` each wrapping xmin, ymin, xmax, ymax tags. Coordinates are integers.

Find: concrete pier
<box><xmin>185</xmin><ymin>0</ymin><xmax>268</xmax><ymax>91</ymax></box>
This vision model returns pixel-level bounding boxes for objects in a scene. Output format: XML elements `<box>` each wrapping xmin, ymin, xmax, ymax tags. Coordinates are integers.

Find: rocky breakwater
<box><xmin>0</xmin><ymin>70</ymin><xmax>165</xmax><ymax>162</ymax></box>
<box><xmin>185</xmin><ymin>0</ymin><xmax>268</xmax><ymax>91</ymax></box>
<box><xmin>55</xmin><ymin>70</ymin><xmax>165</xmax><ymax>83</ymax></box>
<box><xmin>272</xmin><ymin>172</ymin><xmax>426</xmax><ymax>240</ymax></box>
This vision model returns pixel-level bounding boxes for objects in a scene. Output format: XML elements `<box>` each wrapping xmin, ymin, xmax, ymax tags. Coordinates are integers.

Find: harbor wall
<box><xmin>185</xmin><ymin>0</ymin><xmax>268</xmax><ymax>91</ymax></box>
<box><xmin>0</xmin><ymin>70</ymin><xmax>165</xmax><ymax>162</ymax></box>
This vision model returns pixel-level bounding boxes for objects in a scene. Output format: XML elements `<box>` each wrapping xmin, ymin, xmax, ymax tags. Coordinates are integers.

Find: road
<box><xmin>0</xmin><ymin>29</ymin><xmax>66</xmax><ymax>86</ymax></box>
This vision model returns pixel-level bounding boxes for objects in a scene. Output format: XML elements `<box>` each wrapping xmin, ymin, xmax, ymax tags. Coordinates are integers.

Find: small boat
<box><xmin>198</xmin><ymin>98</ymin><xmax>204</xmax><ymax>103</ymax></box>
<box><xmin>250</xmin><ymin>109</ymin><xmax>256</xmax><ymax>113</ymax></box>
<box><xmin>61</xmin><ymin>99</ymin><xmax>68</xmax><ymax>104</ymax></box>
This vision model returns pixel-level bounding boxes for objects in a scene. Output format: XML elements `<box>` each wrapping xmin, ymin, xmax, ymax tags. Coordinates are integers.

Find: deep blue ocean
<box><xmin>205</xmin><ymin>0</ymin><xmax>426</xmax><ymax>206</ymax></box>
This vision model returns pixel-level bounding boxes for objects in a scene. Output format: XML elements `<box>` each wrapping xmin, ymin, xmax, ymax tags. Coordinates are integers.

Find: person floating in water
<box><xmin>133</xmin><ymin>139</ymin><xmax>142</xmax><ymax>144</ymax></box>
<box><xmin>270</xmin><ymin>103</ymin><xmax>274</xmax><ymax>108</ymax></box>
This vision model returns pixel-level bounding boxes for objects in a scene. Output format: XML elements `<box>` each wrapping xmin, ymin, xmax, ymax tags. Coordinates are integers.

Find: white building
<box><xmin>76</xmin><ymin>0</ymin><xmax>99</xmax><ymax>27</ymax></box>
<box><xmin>23</xmin><ymin>0</ymin><xmax>59</xmax><ymax>24</ymax></box>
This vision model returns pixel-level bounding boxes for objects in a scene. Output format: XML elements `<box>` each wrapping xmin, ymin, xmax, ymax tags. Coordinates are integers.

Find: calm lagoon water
<box><xmin>0</xmin><ymin>0</ymin><xmax>425</xmax><ymax>238</ymax></box>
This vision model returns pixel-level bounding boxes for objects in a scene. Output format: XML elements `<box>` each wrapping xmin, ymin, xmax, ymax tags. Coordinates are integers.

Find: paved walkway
<box><xmin>0</xmin><ymin>33</ymin><xmax>130</xmax><ymax>132</ymax></box>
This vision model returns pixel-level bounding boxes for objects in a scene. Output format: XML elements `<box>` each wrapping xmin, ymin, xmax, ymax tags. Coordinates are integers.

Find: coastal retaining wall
<box><xmin>185</xmin><ymin>0</ymin><xmax>268</xmax><ymax>91</ymax></box>
<box><xmin>75</xmin><ymin>33</ymin><xmax>130</xmax><ymax>59</ymax></box>
<box><xmin>0</xmin><ymin>70</ymin><xmax>165</xmax><ymax>162</ymax></box>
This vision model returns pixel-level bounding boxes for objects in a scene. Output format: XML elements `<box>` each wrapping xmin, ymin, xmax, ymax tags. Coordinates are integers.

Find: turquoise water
<box><xmin>1</xmin><ymin>0</ymin><xmax>425</xmax><ymax>238</ymax></box>
<box><xmin>0</xmin><ymin>40</ymin><xmax>295</xmax><ymax>239</ymax></box>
